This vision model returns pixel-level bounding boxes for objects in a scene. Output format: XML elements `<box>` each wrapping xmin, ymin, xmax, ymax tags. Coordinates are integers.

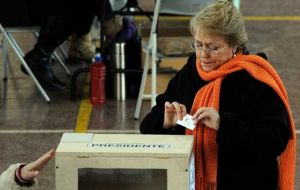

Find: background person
<box><xmin>21</xmin><ymin>0</ymin><xmax>122</xmax><ymax>91</ymax></box>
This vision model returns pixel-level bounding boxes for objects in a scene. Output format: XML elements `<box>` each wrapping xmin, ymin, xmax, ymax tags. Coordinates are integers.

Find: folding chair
<box><xmin>0</xmin><ymin>24</ymin><xmax>70</xmax><ymax>103</ymax></box>
<box><xmin>133</xmin><ymin>0</ymin><xmax>161</xmax><ymax>119</ymax></box>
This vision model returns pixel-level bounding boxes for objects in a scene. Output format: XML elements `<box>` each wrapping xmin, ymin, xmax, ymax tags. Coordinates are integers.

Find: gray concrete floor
<box><xmin>1</xmin><ymin>0</ymin><xmax>300</xmax><ymax>189</ymax></box>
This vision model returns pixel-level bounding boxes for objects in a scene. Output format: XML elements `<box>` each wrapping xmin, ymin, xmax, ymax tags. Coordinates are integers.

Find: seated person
<box><xmin>21</xmin><ymin>0</ymin><xmax>122</xmax><ymax>91</ymax></box>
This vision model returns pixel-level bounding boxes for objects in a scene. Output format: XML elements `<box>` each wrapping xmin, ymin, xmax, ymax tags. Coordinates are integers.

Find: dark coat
<box><xmin>140</xmin><ymin>53</ymin><xmax>290</xmax><ymax>190</ymax></box>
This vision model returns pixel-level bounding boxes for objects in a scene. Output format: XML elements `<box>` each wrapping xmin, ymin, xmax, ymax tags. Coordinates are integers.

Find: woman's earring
<box><xmin>233</xmin><ymin>49</ymin><xmax>237</xmax><ymax>57</ymax></box>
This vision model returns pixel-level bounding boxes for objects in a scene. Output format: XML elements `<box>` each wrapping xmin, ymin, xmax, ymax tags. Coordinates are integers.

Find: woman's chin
<box><xmin>201</xmin><ymin>64</ymin><xmax>215</xmax><ymax>72</ymax></box>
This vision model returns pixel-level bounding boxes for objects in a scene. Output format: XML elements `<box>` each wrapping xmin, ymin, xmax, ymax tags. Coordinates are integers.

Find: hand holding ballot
<box><xmin>192</xmin><ymin>107</ymin><xmax>220</xmax><ymax>131</ymax></box>
<box><xmin>163</xmin><ymin>101</ymin><xmax>187</xmax><ymax>129</ymax></box>
<box><xmin>164</xmin><ymin>101</ymin><xmax>220</xmax><ymax>131</ymax></box>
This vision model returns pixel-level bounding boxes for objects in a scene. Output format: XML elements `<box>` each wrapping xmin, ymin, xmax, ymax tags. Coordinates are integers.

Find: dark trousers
<box><xmin>35</xmin><ymin>0</ymin><xmax>114</xmax><ymax>52</ymax></box>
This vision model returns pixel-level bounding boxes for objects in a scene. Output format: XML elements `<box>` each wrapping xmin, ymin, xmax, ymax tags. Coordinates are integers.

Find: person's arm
<box><xmin>0</xmin><ymin>164</ymin><xmax>35</xmax><ymax>190</ymax></box>
<box><xmin>140</xmin><ymin>77</ymin><xmax>182</xmax><ymax>134</ymax></box>
<box><xmin>140</xmin><ymin>53</ymin><xmax>201</xmax><ymax>134</ymax></box>
<box><xmin>0</xmin><ymin>149</ymin><xmax>55</xmax><ymax>190</ymax></box>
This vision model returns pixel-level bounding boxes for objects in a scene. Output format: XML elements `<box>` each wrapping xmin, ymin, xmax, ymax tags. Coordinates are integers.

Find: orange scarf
<box><xmin>186</xmin><ymin>54</ymin><xmax>296</xmax><ymax>190</ymax></box>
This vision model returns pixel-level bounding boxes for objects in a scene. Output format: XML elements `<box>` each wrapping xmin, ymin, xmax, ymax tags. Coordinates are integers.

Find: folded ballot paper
<box><xmin>176</xmin><ymin>114</ymin><xmax>196</xmax><ymax>130</ymax></box>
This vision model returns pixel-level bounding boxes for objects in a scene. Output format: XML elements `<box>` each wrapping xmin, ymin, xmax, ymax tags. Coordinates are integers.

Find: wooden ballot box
<box><xmin>55</xmin><ymin>133</ymin><xmax>195</xmax><ymax>190</ymax></box>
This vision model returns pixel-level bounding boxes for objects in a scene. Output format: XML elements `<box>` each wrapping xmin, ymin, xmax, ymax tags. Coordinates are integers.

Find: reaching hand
<box><xmin>193</xmin><ymin>107</ymin><xmax>220</xmax><ymax>130</ymax></box>
<box><xmin>164</xmin><ymin>101</ymin><xmax>187</xmax><ymax>128</ymax></box>
<box><xmin>20</xmin><ymin>149</ymin><xmax>55</xmax><ymax>181</ymax></box>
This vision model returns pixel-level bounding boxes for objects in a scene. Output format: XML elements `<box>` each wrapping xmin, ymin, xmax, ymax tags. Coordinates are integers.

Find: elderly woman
<box><xmin>140</xmin><ymin>0</ymin><xmax>296</xmax><ymax>190</ymax></box>
<box><xmin>0</xmin><ymin>149</ymin><xmax>54</xmax><ymax>189</ymax></box>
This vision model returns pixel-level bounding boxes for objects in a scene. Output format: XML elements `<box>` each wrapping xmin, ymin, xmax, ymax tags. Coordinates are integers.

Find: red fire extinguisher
<box><xmin>90</xmin><ymin>53</ymin><xmax>106</xmax><ymax>106</ymax></box>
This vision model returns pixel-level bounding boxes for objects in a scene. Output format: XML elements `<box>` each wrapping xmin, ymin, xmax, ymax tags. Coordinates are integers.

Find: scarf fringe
<box><xmin>197</xmin><ymin>178</ymin><xmax>217</xmax><ymax>190</ymax></box>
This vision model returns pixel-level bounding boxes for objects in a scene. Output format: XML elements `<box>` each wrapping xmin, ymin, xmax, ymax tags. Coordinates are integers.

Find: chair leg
<box><xmin>0</xmin><ymin>24</ymin><xmax>50</xmax><ymax>102</ymax></box>
<box><xmin>57</xmin><ymin>45</ymin><xmax>68</xmax><ymax>59</ymax></box>
<box><xmin>33</xmin><ymin>32</ymin><xmax>71</xmax><ymax>77</ymax></box>
<box><xmin>1</xmin><ymin>37</ymin><xmax>9</xmax><ymax>80</ymax></box>
<box><xmin>134</xmin><ymin>0</ymin><xmax>161</xmax><ymax>119</ymax></box>
<box><xmin>53</xmin><ymin>50</ymin><xmax>71</xmax><ymax>77</ymax></box>
<box><xmin>134</xmin><ymin>32</ymin><xmax>159</xmax><ymax>119</ymax></box>
<box><xmin>7</xmin><ymin>33</ymin><xmax>24</xmax><ymax>56</ymax></box>
<box><xmin>134</xmin><ymin>49</ymin><xmax>150</xmax><ymax>119</ymax></box>
<box><xmin>150</xmin><ymin>33</ymin><xmax>157</xmax><ymax>107</ymax></box>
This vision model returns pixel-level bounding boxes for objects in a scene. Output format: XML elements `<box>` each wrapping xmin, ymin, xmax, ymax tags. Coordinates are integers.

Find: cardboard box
<box><xmin>56</xmin><ymin>133</ymin><xmax>195</xmax><ymax>190</ymax></box>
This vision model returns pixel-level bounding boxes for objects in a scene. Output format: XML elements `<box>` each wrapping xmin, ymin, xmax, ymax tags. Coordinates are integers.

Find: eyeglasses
<box><xmin>191</xmin><ymin>43</ymin><xmax>220</xmax><ymax>54</ymax></box>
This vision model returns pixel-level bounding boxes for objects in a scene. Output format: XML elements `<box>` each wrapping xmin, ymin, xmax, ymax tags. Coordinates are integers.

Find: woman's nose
<box><xmin>201</xmin><ymin>49</ymin><xmax>210</xmax><ymax>58</ymax></box>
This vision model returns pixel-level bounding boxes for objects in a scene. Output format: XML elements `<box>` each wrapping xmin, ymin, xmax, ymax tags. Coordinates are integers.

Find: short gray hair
<box><xmin>190</xmin><ymin>0</ymin><xmax>248</xmax><ymax>53</ymax></box>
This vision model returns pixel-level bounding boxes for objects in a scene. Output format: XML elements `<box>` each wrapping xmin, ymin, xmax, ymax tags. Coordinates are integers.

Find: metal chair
<box><xmin>133</xmin><ymin>0</ymin><xmax>161</xmax><ymax>119</ymax></box>
<box><xmin>0</xmin><ymin>24</ymin><xmax>70</xmax><ymax>103</ymax></box>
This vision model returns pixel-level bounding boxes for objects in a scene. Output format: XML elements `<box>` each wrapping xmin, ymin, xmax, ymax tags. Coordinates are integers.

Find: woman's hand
<box><xmin>193</xmin><ymin>107</ymin><xmax>220</xmax><ymax>130</ymax></box>
<box><xmin>20</xmin><ymin>149</ymin><xmax>55</xmax><ymax>181</ymax></box>
<box><xmin>164</xmin><ymin>101</ymin><xmax>187</xmax><ymax>128</ymax></box>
